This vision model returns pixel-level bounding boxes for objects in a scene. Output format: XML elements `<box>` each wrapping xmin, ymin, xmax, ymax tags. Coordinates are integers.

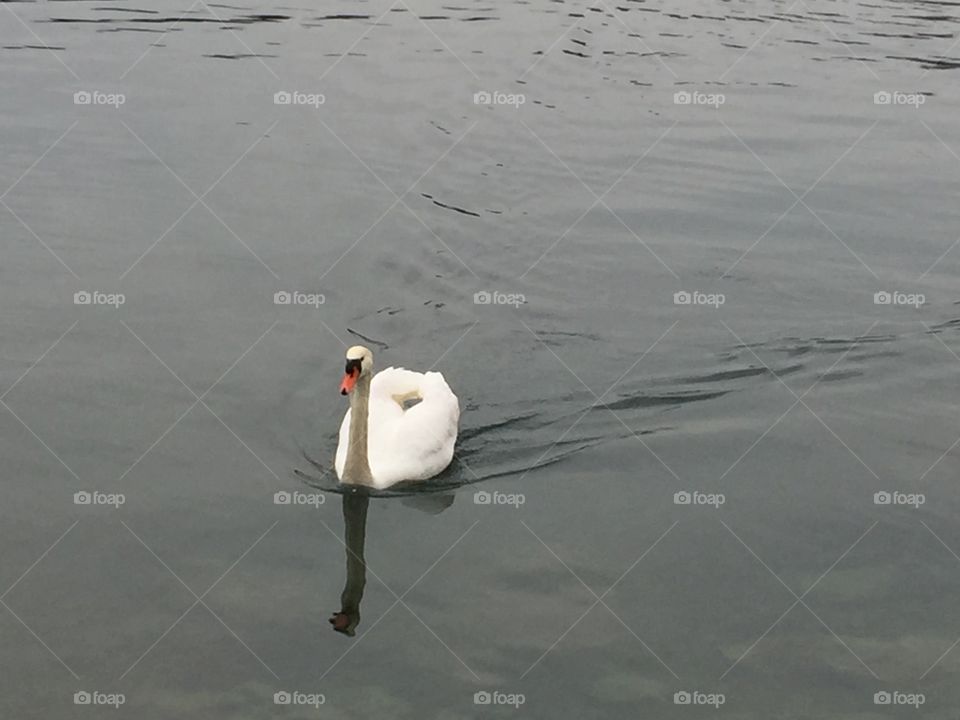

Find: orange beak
<box><xmin>339</xmin><ymin>368</ymin><xmax>358</xmax><ymax>395</ymax></box>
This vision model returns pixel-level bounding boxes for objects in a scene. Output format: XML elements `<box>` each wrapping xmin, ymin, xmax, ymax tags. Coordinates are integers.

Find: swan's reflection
<box><xmin>329</xmin><ymin>489</ymin><xmax>455</xmax><ymax>636</ymax></box>
<box><xmin>330</xmin><ymin>491</ymin><xmax>368</xmax><ymax>636</ymax></box>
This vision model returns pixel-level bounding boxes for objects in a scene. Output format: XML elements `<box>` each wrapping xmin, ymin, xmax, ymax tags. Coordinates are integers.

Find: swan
<box><xmin>335</xmin><ymin>345</ymin><xmax>460</xmax><ymax>489</ymax></box>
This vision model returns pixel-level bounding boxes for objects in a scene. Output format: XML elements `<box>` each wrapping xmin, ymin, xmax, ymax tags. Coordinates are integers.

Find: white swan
<box><xmin>335</xmin><ymin>345</ymin><xmax>460</xmax><ymax>489</ymax></box>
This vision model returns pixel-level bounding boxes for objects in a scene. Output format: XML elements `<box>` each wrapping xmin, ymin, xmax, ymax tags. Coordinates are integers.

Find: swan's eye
<box><xmin>344</xmin><ymin>358</ymin><xmax>362</xmax><ymax>375</ymax></box>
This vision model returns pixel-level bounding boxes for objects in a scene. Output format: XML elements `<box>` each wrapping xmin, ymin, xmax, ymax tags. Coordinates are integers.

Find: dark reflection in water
<box><xmin>329</xmin><ymin>488</ymin><xmax>455</xmax><ymax>637</ymax></box>
<box><xmin>330</xmin><ymin>491</ymin><xmax>368</xmax><ymax>637</ymax></box>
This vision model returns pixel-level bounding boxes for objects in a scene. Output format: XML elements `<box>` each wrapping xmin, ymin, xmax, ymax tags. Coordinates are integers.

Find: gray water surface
<box><xmin>2</xmin><ymin>1</ymin><xmax>960</xmax><ymax>718</ymax></box>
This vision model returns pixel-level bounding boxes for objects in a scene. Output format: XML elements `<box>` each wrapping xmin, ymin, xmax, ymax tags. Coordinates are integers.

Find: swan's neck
<box><xmin>343</xmin><ymin>373</ymin><xmax>374</xmax><ymax>486</ymax></box>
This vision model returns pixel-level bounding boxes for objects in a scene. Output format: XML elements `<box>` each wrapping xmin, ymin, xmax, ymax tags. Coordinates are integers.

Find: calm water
<box><xmin>2</xmin><ymin>0</ymin><xmax>959</xmax><ymax>717</ymax></box>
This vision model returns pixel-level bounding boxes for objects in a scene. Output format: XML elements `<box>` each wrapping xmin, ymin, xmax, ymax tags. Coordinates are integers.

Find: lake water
<box><xmin>2</xmin><ymin>0</ymin><xmax>959</xmax><ymax>717</ymax></box>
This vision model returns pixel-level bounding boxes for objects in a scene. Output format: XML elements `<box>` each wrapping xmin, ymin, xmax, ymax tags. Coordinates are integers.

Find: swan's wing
<box><xmin>367</xmin><ymin>368</ymin><xmax>460</xmax><ymax>487</ymax></box>
<box><xmin>369</xmin><ymin>367</ymin><xmax>427</xmax><ymax>404</ymax></box>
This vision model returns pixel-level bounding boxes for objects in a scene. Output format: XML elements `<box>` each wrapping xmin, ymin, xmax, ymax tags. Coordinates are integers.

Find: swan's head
<box><xmin>339</xmin><ymin>345</ymin><xmax>373</xmax><ymax>396</ymax></box>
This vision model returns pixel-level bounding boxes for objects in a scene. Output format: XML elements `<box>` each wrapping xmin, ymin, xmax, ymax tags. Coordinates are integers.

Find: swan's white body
<box><xmin>336</xmin><ymin>366</ymin><xmax>459</xmax><ymax>489</ymax></box>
